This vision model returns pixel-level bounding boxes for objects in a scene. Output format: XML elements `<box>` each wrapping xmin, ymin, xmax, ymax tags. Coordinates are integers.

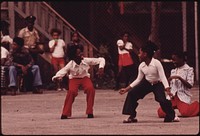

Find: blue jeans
<box><xmin>9</xmin><ymin>65</ymin><xmax>42</xmax><ymax>87</ymax></box>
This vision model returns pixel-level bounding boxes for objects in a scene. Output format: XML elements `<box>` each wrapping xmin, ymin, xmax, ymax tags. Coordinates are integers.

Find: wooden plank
<box><xmin>8</xmin><ymin>2</ymin><xmax>15</xmax><ymax>38</ymax></box>
<box><xmin>25</xmin><ymin>2</ymin><xmax>30</xmax><ymax>15</ymax></box>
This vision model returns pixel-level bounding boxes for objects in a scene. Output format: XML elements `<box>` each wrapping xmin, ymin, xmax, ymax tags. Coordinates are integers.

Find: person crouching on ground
<box><xmin>52</xmin><ymin>47</ymin><xmax>105</xmax><ymax>119</ymax></box>
<box><xmin>157</xmin><ymin>51</ymin><xmax>199</xmax><ymax>118</ymax></box>
<box><xmin>119</xmin><ymin>41</ymin><xmax>180</xmax><ymax>123</ymax></box>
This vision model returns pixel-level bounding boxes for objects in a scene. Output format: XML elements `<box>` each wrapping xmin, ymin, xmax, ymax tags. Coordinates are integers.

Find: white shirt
<box><xmin>1</xmin><ymin>35</ymin><xmax>13</xmax><ymax>44</ymax></box>
<box><xmin>168</xmin><ymin>63</ymin><xmax>194</xmax><ymax>104</ymax></box>
<box><xmin>49</xmin><ymin>39</ymin><xmax>65</xmax><ymax>58</ymax></box>
<box><xmin>117</xmin><ymin>40</ymin><xmax>133</xmax><ymax>54</ymax></box>
<box><xmin>52</xmin><ymin>57</ymin><xmax>105</xmax><ymax>80</ymax></box>
<box><xmin>1</xmin><ymin>46</ymin><xmax>9</xmax><ymax>59</ymax></box>
<box><xmin>130</xmin><ymin>58</ymin><xmax>169</xmax><ymax>88</ymax></box>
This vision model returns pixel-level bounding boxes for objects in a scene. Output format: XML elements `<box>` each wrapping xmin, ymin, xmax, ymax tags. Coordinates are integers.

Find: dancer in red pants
<box><xmin>52</xmin><ymin>47</ymin><xmax>105</xmax><ymax>119</ymax></box>
<box><xmin>157</xmin><ymin>51</ymin><xmax>199</xmax><ymax>118</ymax></box>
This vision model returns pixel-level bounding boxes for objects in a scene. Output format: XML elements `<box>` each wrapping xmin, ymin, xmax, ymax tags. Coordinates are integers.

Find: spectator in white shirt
<box><xmin>52</xmin><ymin>47</ymin><xmax>105</xmax><ymax>119</ymax></box>
<box><xmin>119</xmin><ymin>41</ymin><xmax>179</xmax><ymax>123</ymax></box>
<box><xmin>1</xmin><ymin>20</ymin><xmax>12</xmax><ymax>53</ymax></box>
<box><xmin>1</xmin><ymin>46</ymin><xmax>10</xmax><ymax>91</ymax></box>
<box><xmin>114</xmin><ymin>32</ymin><xmax>138</xmax><ymax>90</ymax></box>
<box><xmin>49</xmin><ymin>28</ymin><xmax>66</xmax><ymax>91</ymax></box>
<box><xmin>1</xmin><ymin>46</ymin><xmax>9</xmax><ymax>65</ymax></box>
<box><xmin>1</xmin><ymin>20</ymin><xmax>12</xmax><ymax>93</ymax></box>
<box><xmin>157</xmin><ymin>51</ymin><xmax>199</xmax><ymax>117</ymax></box>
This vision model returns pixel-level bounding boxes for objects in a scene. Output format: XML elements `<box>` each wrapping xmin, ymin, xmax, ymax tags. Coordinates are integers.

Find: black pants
<box><xmin>122</xmin><ymin>79</ymin><xmax>175</xmax><ymax>121</ymax></box>
<box><xmin>115</xmin><ymin>64</ymin><xmax>137</xmax><ymax>89</ymax></box>
<box><xmin>17</xmin><ymin>67</ymin><xmax>34</xmax><ymax>91</ymax></box>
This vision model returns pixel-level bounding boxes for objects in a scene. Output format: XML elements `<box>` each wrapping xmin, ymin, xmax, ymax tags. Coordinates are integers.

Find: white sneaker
<box><xmin>173</xmin><ymin>116</ymin><xmax>180</xmax><ymax>122</ymax></box>
<box><xmin>57</xmin><ymin>88</ymin><xmax>62</xmax><ymax>91</ymax></box>
<box><xmin>62</xmin><ymin>88</ymin><xmax>67</xmax><ymax>91</ymax></box>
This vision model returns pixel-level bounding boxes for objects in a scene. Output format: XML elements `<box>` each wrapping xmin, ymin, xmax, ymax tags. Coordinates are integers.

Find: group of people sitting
<box><xmin>1</xmin><ymin>15</ymin><xmax>44</xmax><ymax>95</ymax></box>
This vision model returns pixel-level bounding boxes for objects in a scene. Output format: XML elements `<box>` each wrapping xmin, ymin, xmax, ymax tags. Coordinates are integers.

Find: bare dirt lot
<box><xmin>1</xmin><ymin>86</ymin><xmax>199</xmax><ymax>135</ymax></box>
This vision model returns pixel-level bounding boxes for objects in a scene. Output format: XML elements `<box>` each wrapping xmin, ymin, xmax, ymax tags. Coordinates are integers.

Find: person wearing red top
<box><xmin>114</xmin><ymin>32</ymin><xmax>138</xmax><ymax>90</ymax></box>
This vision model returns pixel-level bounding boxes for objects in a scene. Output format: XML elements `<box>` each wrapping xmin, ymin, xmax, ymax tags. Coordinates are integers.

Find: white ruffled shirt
<box><xmin>167</xmin><ymin>63</ymin><xmax>194</xmax><ymax>104</ymax></box>
<box><xmin>52</xmin><ymin>57</ymin><xmax>105</xmax><ymax>80</ymax></box>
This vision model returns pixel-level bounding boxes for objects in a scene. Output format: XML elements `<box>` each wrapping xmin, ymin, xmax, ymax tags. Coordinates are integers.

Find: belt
<box><xmin>149</xmin><ymin>81</ymin><xmax>160</xmax><ymax>85</ymax></box>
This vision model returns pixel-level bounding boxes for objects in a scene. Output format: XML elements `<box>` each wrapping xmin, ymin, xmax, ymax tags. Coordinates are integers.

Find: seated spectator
<box><xmin>157</xmin><ymin>51</ymin><xmax>199</xmax><ymax>117</ymax></box>
<box><xmin>1</xmin><ymin>45</ymin><xmax>10</xmax><ymax>65</ymax></box>
<box><xmin>1</xmin><ymin>44</ymin><xmax>10</xmax><ymax>94</ymax></box>
<box><xmin>8</xmin><ymin>37</ymin><xmax>43</xmax><ymax>95</ymax></box>
<box><xmin>1</xmin><ymin>20</ymin><xmax>13</xmax><ymax>53</ymax></box>
<box><xmin>1</xmin><ymin>20</ymin><xmax>12</xmax><ymax>95</ymax></box>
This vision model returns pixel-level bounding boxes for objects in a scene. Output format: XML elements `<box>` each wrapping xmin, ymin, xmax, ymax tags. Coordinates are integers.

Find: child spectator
<box><xmin>49</xmin><ymin>28</ymin><xmax>66</xmax><ymax>91</ymax></box>
<box><xmin>115</xmin><ymin>32</ymin><xmax>137</xmax><ymax>90</ymax></box>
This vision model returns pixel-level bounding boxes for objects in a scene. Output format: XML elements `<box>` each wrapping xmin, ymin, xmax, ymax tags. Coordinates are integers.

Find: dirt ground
<box><xmin>1</xmin><ymin>86</ymin><xmax>199</xmax><ymax>135</ymax></box>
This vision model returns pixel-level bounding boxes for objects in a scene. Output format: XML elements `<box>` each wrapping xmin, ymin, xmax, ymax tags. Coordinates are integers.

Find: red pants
<box><xmin>157</xmin><ymin>95</ymin><xmax>199</xmax><ymax>117</ymax></box>
<box><xmin>62</xmin><ymin>77</ymin><xmax>95</xmax><ymax>117</ymax></box>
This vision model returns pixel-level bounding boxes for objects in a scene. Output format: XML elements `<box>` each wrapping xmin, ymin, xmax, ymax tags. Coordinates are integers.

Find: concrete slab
<box><xmin>1</xmin><ymin>86</ymin><xmax>199</xmax><ymax>135</ymax></box>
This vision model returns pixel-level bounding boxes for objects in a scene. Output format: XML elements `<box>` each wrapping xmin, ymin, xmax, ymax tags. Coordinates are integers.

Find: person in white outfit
<box><xmin>52</xmin><ymin>47</ymin><xmax>105</xmax><ymax>119</ymax></box>
<box><xmin>49</xmin><ymin>28</ymin><xmax>66</xmax><ymax>91</ymax></box>
<box><xmin>157</xmin><ymin>51</ymin><xmax>199</xmax><ymax>117</ymax></box>
<box><xmin>119</xmin><ymin>41</ymin><xmax>180</xmax><ymax>123</ymax></box>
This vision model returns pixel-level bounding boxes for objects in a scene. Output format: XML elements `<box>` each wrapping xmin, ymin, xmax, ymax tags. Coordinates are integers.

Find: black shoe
<box><xmin>32</xmin><ymin>87</ymin><xmax>43</xmax><ymax>94</ymax></box>
<box><xmin>10</xmin><ymin>86</ymin><xmax>17</xmax><ymax>96</ymax></box>
<box><xmin>61</xmin><ymin>115</ymin><xmax>68</xmax><ymax>119</ymax></box>
<box><xmin>88</xmin><ymin>114</ymin><xmax>94</xmax><ymax>118</ymax></box>
<box><xmin>123</xmin><ymin>117</ymin><xmax>138</xmax><ymax>123</ymax></box>
<box><xmin>113</xmin><ymin>87</ymin><xmax>120</xmax><ymax>91</ymax></box>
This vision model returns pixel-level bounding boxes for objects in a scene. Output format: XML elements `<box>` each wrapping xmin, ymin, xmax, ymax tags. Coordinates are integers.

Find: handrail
<box><xmin>42</xmin><ymin>2</ymin><xmax>98</xmax><ymax>51</ymax></box>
